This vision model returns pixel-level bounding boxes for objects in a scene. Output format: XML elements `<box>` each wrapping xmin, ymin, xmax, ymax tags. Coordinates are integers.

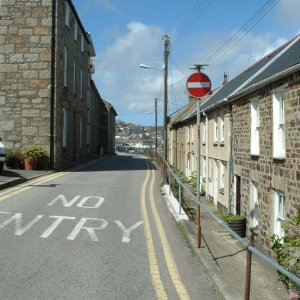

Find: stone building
<box><xmin>168</xmin><ymin>34</ymin><xmax>300</xmax><ymax>253</ymax></box>
<box><xmin>0</xmin><ymin>0</ymin><xmax>116</xmax><ymax>168</ymax></box>
<box><xmin>228</xmin><ymin>35</ymin><xmax>300</xmax><ymax>251</ymax></box>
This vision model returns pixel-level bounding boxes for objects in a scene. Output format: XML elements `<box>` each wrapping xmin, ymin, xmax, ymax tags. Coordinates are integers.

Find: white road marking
<box><xmin>66</xmin><ymin>217</ymin><xmax>108</xmax><ymax>241</ymax></box>
<box><xmin>114</xmin><ymin>220</ymin><xmax>143</xmax><ymax>243</ymax></box>
<box><xmin>40</xmin><ymin>215</ymin><xmax>76</xmax><ymax>238</ymax></box>
<box><xmin>76</xmin><ymin>196</ymin><xmax>104</xmax><ymax>208</ymax></box>
<box><xmin>47</xmin><ymin>194</ymin><xmax>105</xmax><ymax>208</ymax></box>
<box><xmin>0</xmin><ymin>213</ymin><xmax>44</xmax><ymax>236</ymax></box>
<box><xmin>47</xmin><ymin>195</ymin><xmax>81</xmax><ymax>207</ymax></box>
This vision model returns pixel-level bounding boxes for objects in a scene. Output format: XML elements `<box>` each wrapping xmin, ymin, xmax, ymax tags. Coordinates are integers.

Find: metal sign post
<box><xmin>186</xmin><ymin>65</ymin><xmax>211</xmax><ymax>248</ymax></box>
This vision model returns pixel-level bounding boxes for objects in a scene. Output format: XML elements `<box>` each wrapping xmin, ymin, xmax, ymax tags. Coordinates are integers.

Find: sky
<box><xmin>72</xmin><ymin>0</ymin><xmax>300</xmax><ymax>126</ymax></box>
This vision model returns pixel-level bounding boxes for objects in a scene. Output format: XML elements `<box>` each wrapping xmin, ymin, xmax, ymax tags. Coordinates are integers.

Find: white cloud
<box><xmin>92</xmin><ymin>19</ymin><xmax>298</xmax><ymax>124</ymax></box>
<box><xmin>93</xmin><ymin>22</ymin><xmax>165</xmax><ymax>116</ymax></box>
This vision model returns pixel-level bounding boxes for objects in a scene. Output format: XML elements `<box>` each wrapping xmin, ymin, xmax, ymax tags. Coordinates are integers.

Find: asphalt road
<box><xmin>0</xmin><ymin>153</ymin><xmax>222</xmax><ymax>300</ymax></box>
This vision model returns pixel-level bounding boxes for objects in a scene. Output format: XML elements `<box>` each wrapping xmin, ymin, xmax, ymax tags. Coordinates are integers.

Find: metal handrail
<box><xmin>154</xmin><ymin>153</ymin><xmax>300</xmax><ymax>287</ymax></box>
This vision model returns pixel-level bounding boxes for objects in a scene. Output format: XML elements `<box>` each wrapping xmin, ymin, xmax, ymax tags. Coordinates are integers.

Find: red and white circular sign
<box><xmin>186</xmin><ymin>72</ymin><xmax>211</xmax><ymax>98</ymax></box>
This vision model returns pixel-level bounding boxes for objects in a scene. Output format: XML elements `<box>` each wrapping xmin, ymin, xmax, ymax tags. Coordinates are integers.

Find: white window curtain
<box><xmin>272</xmin><ymin>88</ymin><xmax>285</xmax><ymax>158</ymax></box>
<box><xmin>250</xmin><ymin>181</ymin><xmax>259</xmax><ymax>228</ymax></box>
<box><xmin>251</xmin><ymin>98</ymin><xmax>260</xmax><ymax>155</ymax></box>
<box><xmin>273</xmin><ymin>190</ymin><xmax>285</xmax><ymax>239</ymax></box>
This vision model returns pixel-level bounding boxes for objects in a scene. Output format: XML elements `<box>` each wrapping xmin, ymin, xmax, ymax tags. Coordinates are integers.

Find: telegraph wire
<box><xmin>172</xmin><ymin>0</ymin><xmax>213</xmax><ymax>49</ymax></box>
<box><xmin>205</xmin><ymin>0</ymin><xmax>279</xmax><ymax>65</ymax></box>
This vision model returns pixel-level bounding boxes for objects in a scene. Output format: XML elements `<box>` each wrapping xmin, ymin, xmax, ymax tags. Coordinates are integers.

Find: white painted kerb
<box><xmin>163</xmin><ymin>185</ymin><xmax>189</xmax><ymax>221</ymax></box>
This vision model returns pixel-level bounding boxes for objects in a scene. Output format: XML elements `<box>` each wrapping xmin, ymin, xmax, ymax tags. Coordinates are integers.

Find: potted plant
<box><xmin>5</xmin><ymin>150</ymin><xmax>21</xmax><ymax>169</ymax></box>
<box><xmin>222</xmin><ymin>214</ymin><xmax>246</xmax><ymax>238</ymax></box>
<box><xmin>22</xmin><ymin>145</ymin><xmax>48</xmax><ymax>170</ymax></box>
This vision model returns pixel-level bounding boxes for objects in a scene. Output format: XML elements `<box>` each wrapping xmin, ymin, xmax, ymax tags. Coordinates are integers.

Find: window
<box><xmin>81</xmin><ymin>35</ymin><xmax>84</xmax><ymax>52</ymax></box>
<box><xmin>250</xmin><ymin>181</ymin><xmax>259</xmax><ymax>228</ymax></box>
<box><xmin>74</xmin><ymin>22</ymin><xmax>78</xmax><ymax>41</ymax></box>
<box><xmin>63</xmin><ymin>109</ymin><xmax>68</xmax><ymax>147</ymax></box>
<box><xmin>273</xmin><ymin>88</ymin><xmax>285</xmax><ymax>158</ymax></box>
<box><xmin>202</xmin><ymin>156</ymin><xmax>206</xmax><ymax>179</ymax></box>
<box><xmin>219</xmin><ymin>110</ymin><xmax>224</xmax><ymax>143</ymax></box>
<box><xmin>65</xmin><ymin>1</ymin><xmax>70</xmax><ymax>27</ymax></box>
<box><xmin>190</xmin><ymin>126</ymin><xmax>194</xmax><ymax>144</ymax></box>
<box><xmin>63</xmin><ymin>47</ymin><xmax>68</xmax><ymax>87</ymax></box>
<box><xmin>186</xmin><ymin>126</ymin><xmax>190</xmax><ymax>143</ymax></box>
<box><xmin>274</xmin><ymin>190</ymin><xmax>285</xmax><ymax>239</ymax></box>
<box><xmin>73</xmin><ymin>61</ymin><xmax>76</xmax><ymax>94</ymax></box>
<box><xmin>79</xmin><ymin>117</ymin><xmax>83</xmax><ymax>149</ymax></box>
<box><xmin>202</xmin><ymin>119</ymin><xmax>206</xmax><ymax>144</ymax></box>
<box><xmin>219</xmin><ymin>161</ymin><xmax>224</xmax><ymax>192</ymax></box>
<box><xmin>214</xmin><ymin>114</ymin><xmax>218</xmax><ymax>143</ymax></box>
<box><xmin>251</xmin><ymin>98</ymin><xmax>260</xmax><ymax>156</ymax></box>
<box><xmin>80</xmin><ymin>68</ymin><xmax>83</xmax><ymax>99</ymax></box>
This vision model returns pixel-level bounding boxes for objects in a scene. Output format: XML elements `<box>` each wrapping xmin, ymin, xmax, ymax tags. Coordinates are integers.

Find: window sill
<box><xmin>213</xmin><ymin>142</ymin><xmax>218</xmax><ymax>146</ymax></box>
<box><xmin>251</xmin><ymin>153</ymin><xmax>259</xmax><ymax>159</ymax></box>
<box><xmin>219</xmin><ymin>188</ymin><xmax>224</xmax><ymax>194</ymax></box>
<box><xmin>273</xmin><ymin>156</ymin><xmax>285</xmax><ymax>161</ymax></box>
<box><xmin>220</xmin><ymin>141</ymin><xmax>225</xmax><ymax>147</ymax></box>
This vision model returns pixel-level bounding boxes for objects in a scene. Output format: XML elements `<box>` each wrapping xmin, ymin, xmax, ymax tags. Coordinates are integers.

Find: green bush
<box><xmin>5</xmin><ymin>150</ymin><xmax>22</xmax><ymax>168</ymax></box>
<box><xmin>270</xmin><ymin>207</ymin><xmax>300</xmax><ymax>294</ymax></box>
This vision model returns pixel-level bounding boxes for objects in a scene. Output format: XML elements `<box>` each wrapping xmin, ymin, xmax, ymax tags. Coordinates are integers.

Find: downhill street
<box><xmin>0</xmin><ymin>153</ymin><xmax>221</xmax><ymax>300</ymax></box>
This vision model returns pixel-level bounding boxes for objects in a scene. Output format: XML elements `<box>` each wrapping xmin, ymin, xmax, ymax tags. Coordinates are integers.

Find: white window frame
<box><xmin>214</xmin><ymin>114</ymin><xmax>218</xmax><ymax>143</ymax></box>
<box><xmin>63</xmin><ymin>108</ymin><xmax>68</xmax><ymax>147</ymax></box>
<box><xmin>273</xmin><ymin>190</ymin><xmax>285</xmax><ymax>239</ymax></box>
<box><xmin>81</xmin><ymin>34</ymin><xmax>84</xmax><ymax>53</ymax></box>
<box><xmin>202</xmin><ymin>156</ymin><xmax>206</xmax><ymax>179</ymax></box>
<box><xmin>219</xmin><ymin>161</ymin><xmax>224</xmax><ymax>192</ymax></box>
<box><xmin>219</xmin><ymin>110</ymin><xmax>224</xmax><ymax>143</ymax></box>
<box><xmin>190</xmin><ymin>125</ymin><xmax>194</xmax><ymax>144</ymax></box>
<box><xmin>65</xmin><ymin>1</ymin><xmax>70</xmax><ymax>27</ymax></box>
<box><xmin>80</xmin><ymin>68</ymin><xmax>83</xmax><ymax>99</ymax></box>
<box><xmin>73</xmin><ymin>60</ymin><xmax>76</xmax><ymax>94</ymax></box>
<box><xmin>202</xmin><ymin>119</ymin><xmax>206</xmax><ymax>145</ymax></box>
<box><xmin>63</xmin><ymin>47</ymin><xmax>68</xmax><ymax>87</ymax></box>
<box><xmin>272</xmin><ymin>86</ymin><xmax>286</xmax><ymax>159</ymax></box>
<box><xmin>251</xmin><ymin>98</ymin><xmax>260</xmax><ymax>156</ymax></box>
<box><xmin>250</xmin><ymin>181</ymin><xmax>259</xmax><ymax>228</ymax></box>
<box><xmin>74</xmin><ymin>22</ymin><xmax>78</xmax><ymax>41</ymax></box>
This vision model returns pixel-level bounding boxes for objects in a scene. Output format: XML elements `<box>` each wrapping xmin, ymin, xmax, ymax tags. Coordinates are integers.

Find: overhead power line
<box><xmin>205</xmin><ymin>0</ymin><xmax>279</xmax><ymax>65</ymax></box>
<box><xmin>172</xmin><ymin>0</ymin><xmax>212</xmax><ymax>49</ymax></box>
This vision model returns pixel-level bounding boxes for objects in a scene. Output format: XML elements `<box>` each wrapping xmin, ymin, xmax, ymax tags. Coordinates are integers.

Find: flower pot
<box><xmin>24</xmin><ymin>158</ymin><xmax>38</xmax><ymax>170</ymax></box>
<box><xmin>228</xmin><ymin>218</ymin><xmax>246</xmax><ymax>238</ymax></box>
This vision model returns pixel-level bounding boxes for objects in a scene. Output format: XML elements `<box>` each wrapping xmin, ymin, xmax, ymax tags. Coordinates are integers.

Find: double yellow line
<box><xmin>0</xmin><ymin>172</ymin><xmax>68</xmax><ymax>202</ymax></box>
<box><xmin>140</xmin><ymin>162</ymin><xmax>190</xmax><ymax>300</ymax></box>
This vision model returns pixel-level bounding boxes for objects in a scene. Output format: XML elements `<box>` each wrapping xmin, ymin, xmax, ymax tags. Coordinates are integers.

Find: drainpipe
<box><xmin>204</xmin><ymin>111</ymin><xmax>209</xmax><ymax>199</ymax></box>
<box><xmin>50</xmin><ymin>0</ymin><xmax>57</xmax><ymax>169</ymax></box>
<box><xmin>228</xmin><ymin>104</ymin><xmax>234</xmax><ymax>214</ymax></box>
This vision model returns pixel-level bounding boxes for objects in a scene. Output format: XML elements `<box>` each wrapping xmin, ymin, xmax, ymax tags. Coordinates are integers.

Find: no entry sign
<box><xmin>186</xmin><ymin>72</ymin><xmax>211</xmax><ymax>98</ymax></box>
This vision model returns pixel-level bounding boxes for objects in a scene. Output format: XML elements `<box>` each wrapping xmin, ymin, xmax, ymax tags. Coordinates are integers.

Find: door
<box><xmin>235</xmin><ymin>175</ymin><xmax>241</xmax><ymax>215</ymax></box>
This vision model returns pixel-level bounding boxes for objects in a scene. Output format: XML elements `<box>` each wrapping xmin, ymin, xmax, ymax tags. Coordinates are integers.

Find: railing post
<box><xmin>245</xmin><ymin>231</ymin><xmax>256</xmax><ymax>300</ymax></box>
<box><xmin>179</xmin><ymin>184</ymin><xmax>182</xmax><ymax>215</ymax></box>
<box><xmin>197</xmin><ymin>204</ymin><xmax>201</xmax><ymax>248</ymax></box>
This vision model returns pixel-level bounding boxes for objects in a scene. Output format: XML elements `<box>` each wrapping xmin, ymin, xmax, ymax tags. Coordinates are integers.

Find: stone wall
<box><xmin>0</xmin><ymin>0</ymin><xmax>53</xmax><ymax>152</ymax></box>
<box><xmin>233</xmin><ymin>71</ymin><xmax>300</xmax><ymax>252</ymax></box>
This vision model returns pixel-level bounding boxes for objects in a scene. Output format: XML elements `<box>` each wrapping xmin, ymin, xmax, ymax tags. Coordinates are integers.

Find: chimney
<box><xmin>223</xmin><ymin>72</ymin><xmax>228</xmax><ymax>85</ymax></box>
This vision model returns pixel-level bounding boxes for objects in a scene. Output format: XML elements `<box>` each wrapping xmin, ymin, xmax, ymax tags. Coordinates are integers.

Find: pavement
<box><xmin>0</xmin><ymin>160</ymin><xmax>291</xmax><ymax>299</ymax></box>
<box><xmin>162</xmin><ymin>185</ymin><xmax>290</xmax><ymax>300</ymax></box>
<box><xmin>0</xmin><ymin>166</ymin><xmax>52</xmax><ymax>190</ymax></box>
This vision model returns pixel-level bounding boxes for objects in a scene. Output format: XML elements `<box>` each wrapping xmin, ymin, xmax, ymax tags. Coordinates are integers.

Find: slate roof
<box><xmin>200</xmin><ymin>34</ymin><xmax>300</xmax><ymax>112</ymax></box>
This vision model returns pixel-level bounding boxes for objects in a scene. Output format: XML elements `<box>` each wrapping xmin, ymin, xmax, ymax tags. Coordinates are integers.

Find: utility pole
<box><xmin>162</xmin><ymin>35</ymin><xmax>170</xmax><ymax>162</ymax></box>
<box><xmin>155</xmin><ymin>98</ymin><xmax>158</xmax><ymax>156</ymax></box>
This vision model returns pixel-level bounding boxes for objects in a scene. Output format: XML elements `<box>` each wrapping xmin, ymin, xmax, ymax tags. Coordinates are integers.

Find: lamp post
<box><xmin>139</xmin><ymin>34</ymin><xmax>170</xmax><ymax>162</ymax></box>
